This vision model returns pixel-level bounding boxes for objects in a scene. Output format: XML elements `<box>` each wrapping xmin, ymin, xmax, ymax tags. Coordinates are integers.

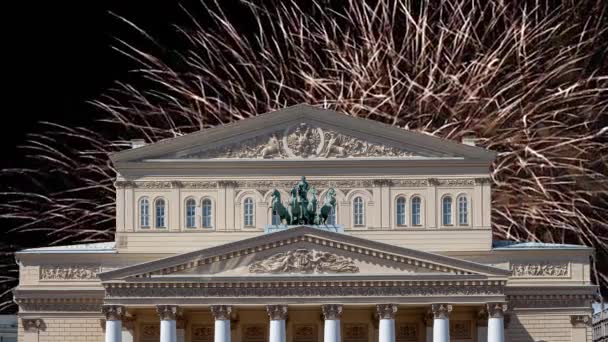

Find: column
<box><xmin>376</xmin><ymin>304</ymin><xmax>397</xmax><ymax>342</ymax></box>
<box><xmin>476</xmin><ymin>307</ymin><xmax>488</xmax><ymax>342</ymax></box>
<box><xmin>211</xmin><ymin>305</ymin><xmax>233</xmax><ymax>342</ymax></box>
<box><xmin>267</xmin><ymin>305</ymin><xmax>288</xmax><ymax>342</ymax></box>
<box><xmin>103</xmin><ymin>305</ymin><xmax>125</xmax><ymax>342</ymax></box>
<box><xmin>431</xmin><ymin>304</ymin><xmax>451</xmax><ymax>342</ymax></box>
<box><xmin>322</xmin><ymin>304</ymin><xmax>343</xmax><ymax>342</ymax></box>
<box><xmin>486</xmin><ymin>303</ymin><xmax>506</xmax><ymax>342</ymax></box>
<box><xmin>157</xmin><ymin>305</ymin><xmax>179</xmax><ymax>342</ymax></box>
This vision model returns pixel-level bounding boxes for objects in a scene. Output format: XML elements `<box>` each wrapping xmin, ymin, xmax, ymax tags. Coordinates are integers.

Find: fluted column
<box><xmin>157</xmin><ymin>305</ymin><xmax>179</xmax><ymax>342</ymax></box>
<box><xmin>431</xmin><ymin>304</ymin><xmax>452</xmax><ymax>342</ymax></box>
<box><xmin>211</xmin><ymin>305</ymin><xmax>233</xmax><ymax>342</ymax></box>
<box><xmin>103</xmin><ymin>305</ymin><xmax>125</xmax><ymax>342</ymax></box>
<box><xmin>376</xmin><ymin>304</ymin><xmax>397</xmax><ymax>342</ymax></box>
<box><xmin>487</xmin><ymin>303</ymin><xmax>507</xmax><ymax>342</ymax></box>
<box><xmin>267</xmin><ymin>305</ymin><xmax>288</xmax><ymax>342</ymax></box>
<box><xmin>322</xmin><ymin>304</ymin><xmax>343</xmax><ymax>342</ymax></box>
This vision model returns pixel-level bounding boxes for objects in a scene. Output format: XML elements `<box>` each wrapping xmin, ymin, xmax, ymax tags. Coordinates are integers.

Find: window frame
<box><xmin>410</xmin><ymin>196</ymin><xmax>422</xmax><ymax>226</ymax></box>
<box><xmin>353</xmin><ymin>196</ymin><xmax>365</xmax><ymax>227</ymax></box>
<box><xmin>243</xmin><ymin>197</ymin><xmax>255</xmax><ymax>228</ymax></box>
<box><xmin>441</xmin><ymin>195</ymin><xmax>453</xmax><ymax>226</ymax></box>
<box><xmin>154</xmin><ymin>197</ymin><xmax>167</xmax><ymax>229</ymax></box>
<box><xmin>457</xmin><ymin>194</ymin><xmax>469</xmax><ymax>226</ymax></box>
<box><xmin>139</xmin><ymin>197</ymin><xmax>150</xmax><ymax>229</ymax></box>
<box><xmin>396</xmin><ymin>196</ymin><xmax>407</xmax><ymax>226</ymax></box>
<box><xmin>185</xmin><ymin>198</ymin><xmax>197</xmax><ymax>229</ymax></box>
<box><xmin>202</xmin><ymin>198</ymin><xmax>213</xmax><ymax>228</ymax></box>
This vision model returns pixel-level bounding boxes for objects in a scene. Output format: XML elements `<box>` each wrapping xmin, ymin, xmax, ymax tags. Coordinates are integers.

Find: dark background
<box><xmin>3</xmin><ymin>0</ymin><xmax>210</xmax><ymax>170</ymax></box>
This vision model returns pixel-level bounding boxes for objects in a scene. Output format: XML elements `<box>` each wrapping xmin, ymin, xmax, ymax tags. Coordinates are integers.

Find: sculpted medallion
<box><xmin>249</xmin><ymin>248</ymin><xmax>359</xmax><ymax>274</ymax></box>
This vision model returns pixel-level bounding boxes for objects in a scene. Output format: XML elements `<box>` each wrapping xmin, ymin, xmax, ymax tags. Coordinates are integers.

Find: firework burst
<box><xmin>1</xmin><ymin>0</ymin><xmax>607</xmax><ymax>312</ymax></box>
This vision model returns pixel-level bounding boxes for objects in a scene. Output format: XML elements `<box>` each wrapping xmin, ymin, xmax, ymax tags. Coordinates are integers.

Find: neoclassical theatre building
<box><xmin>14</xmin><ymin>105</ymin><xmax>596</xmax><ymax>342</ymax></box>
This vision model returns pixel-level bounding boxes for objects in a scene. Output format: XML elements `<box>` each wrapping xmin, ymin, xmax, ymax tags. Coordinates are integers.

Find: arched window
<box><xmin>139</xmin><ymin>197</ymin><xmax>150</xmax><ymax>228</ymax></box>
<box><xmin>442</xmin><ymin>196</ymin><xmax>453</xmax><ymax>226</ymax></box>
<box><xmin>396</xmin><ymin>197</ymin><xmax>406</xmax><ymax>226</ymax></box>
<box><xmin>328</xmin><ymin>206</ymin><xmax>336</xmax><ymax>225</ymax></box>
<box><xmin>458</xmin><ymin>195</ymin><xmax>468</xmax><ymax>225</ymax></box>
<box><xmin>185</xmin><ymin>199</ymin><xmax>196</xmax><ymax>228</ymax></box>
<box><xmin>271</xmin><ymin>209</ymin><xmax>281</xmax><ymax>225</ymax></box>
<box><xmin>202</xmin><ymin>199</ymin><xmax>213</xmax><ymax>228</ymax></box>
<box><xmin>155</xmin><ymin>198</ymin><xmax>166</xmax><ymax>228</ymax></box>
<box><xmin>411</xmin><ymin>196</ymin><xmax>421</xmax><ymax>226</ymax></box>
<box><xmin>244</xmin><ymin>198</ymin><xmax>255</xmax><ymax>227</ymax></box>
<box><xmin>353</xmin><ymin>197</ymin><xmax>364</xmax><ymax>226</ymax></box>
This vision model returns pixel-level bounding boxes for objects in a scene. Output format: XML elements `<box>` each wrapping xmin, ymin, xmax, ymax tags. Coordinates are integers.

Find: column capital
<box><xmin>476</xmin><ymin>307</ymin><xmax>488</xmax><ymax>327</ymax></box>
<box><xmin>431</xmin><ymin>304</ymin><xmax>452</xmax><ymax>319</ymax></box>
<box><xmin>376</xmin><ymin>304</ymin><xmax>398</xmax><ymax>319</ymax></box>
<box><xmin>266</xmin><ymin>305</ymin><xmax>288</xmax><ymax>320</ymax></box>
<box><xmin>102</xmin><ymin>305</ymin><xmax>126</xmax><ymax>321</ymax></box>
<box><xmin>211</xmin><ymin>305</ymin><xmax>233</xmax><ymax>320</ymax></box>
<box><xmin>157</xmin><ymin>305</ymin><xmax>179</xmax><ymax>320</ymax></box>
<box><xmin>322</xmin><ymin>304</ymin><xmax>343</xmax><ymax>320</ymax></box>
<box><xmin>486</xmin><ymin>303</ymin><xmax>508</xmax><ymax>318</ymax></box>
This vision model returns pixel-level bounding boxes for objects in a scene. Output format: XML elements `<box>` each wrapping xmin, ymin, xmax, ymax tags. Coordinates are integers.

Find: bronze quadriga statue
<box><xmin>270</xmin><ymin>176</ymin><xmax>336</xmax><ymax>225</ymax></box>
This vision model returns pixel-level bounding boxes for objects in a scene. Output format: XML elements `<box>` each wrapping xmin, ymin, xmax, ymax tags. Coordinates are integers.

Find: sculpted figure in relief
<box><xmin>249</xmin><ymin>249</ymin><xmax>359</xmax><ymax>274</ymax></box>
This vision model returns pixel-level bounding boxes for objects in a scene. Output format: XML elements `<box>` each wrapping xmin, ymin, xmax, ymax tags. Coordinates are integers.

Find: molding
<box><xmin>322</xmin><ymin>304</ymin><xmax>343</xmax><ymax>320</ymax></box>
<box><xmin>376</xmin><ymin>304</ymin><xmax>398</xmax><ymax>319</ymax></box>
<box><xmin>102</xmin><ymin>305</ymin><xmax>125</xmax><ymax>321</ymax></box>
<box><xmin>266</xmin><ymin>305</ymin><xmax>288</xmax><ymax>320</ymax></box>
<box><xmin>431</xmin><ymin>304</ymin><xmax>452</xmax><ymax>319</ymax></box>
<box><xmin>16</xmin><ymin>297</ymin><xmax>103</xmax><ymax>312</ymax></box>
<box><xmin>157</xmin><ymin>305</ymin><xmax>179</xmax><ymax>320</ymax></box>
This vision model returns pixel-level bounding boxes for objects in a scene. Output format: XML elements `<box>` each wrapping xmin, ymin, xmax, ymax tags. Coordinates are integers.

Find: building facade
<box><xmin>14</xmin><ymin>105</ymin><xmax>596</xmax><ymax>342</ymax></box>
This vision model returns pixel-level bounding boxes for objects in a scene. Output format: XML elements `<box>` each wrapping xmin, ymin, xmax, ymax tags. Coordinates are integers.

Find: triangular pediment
<box><xmin>110</xmin><ymin>104</ymin><xmax>496</xmax><ymax>164</ymax></box>
<box><xmin>99</xmin><ymin>227</ymin><xmax>509</xmax><ymax>282</ymax></box>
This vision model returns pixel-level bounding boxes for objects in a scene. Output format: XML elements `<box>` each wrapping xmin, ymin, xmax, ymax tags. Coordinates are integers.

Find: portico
<box><xmin>101</xmin><ymin>303</ymin><xmax>507</xmax><ymax>342</ymax></box>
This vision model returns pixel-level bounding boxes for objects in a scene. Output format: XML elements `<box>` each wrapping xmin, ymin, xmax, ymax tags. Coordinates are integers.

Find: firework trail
<box><xmin>1</xmin><ymin>0</ymin><xmax>607</xmax><ymax>312</ymax></box>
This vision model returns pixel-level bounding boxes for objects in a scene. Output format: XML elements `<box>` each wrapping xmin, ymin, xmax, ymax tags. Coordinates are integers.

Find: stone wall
<box><xmin>505</xmin><ymin>312</ymin><xmax>591</xmax><ymax>342</ymax></box>
<box><xmin>19</xmin><ymin>316</ymin><xmax>104</xmax><ymax>342</ymax></box>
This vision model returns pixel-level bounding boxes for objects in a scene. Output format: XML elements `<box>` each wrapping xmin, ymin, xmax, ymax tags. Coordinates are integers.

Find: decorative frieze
<box><xmin>249</xmin><ymin>249</ymin><xmax>359</xmax><ymax>274</ymax></box>
<box><xmin>22</xmin><ymin>318</ymin><xmax>44</xmax><ymax>332</ymax></box>
<box><xmin>182</xmin><ymin>181</ymin><xmax>219</xmax><ymax>189</ymax></box>
<box><xmin>17</xmin><ymin>298</ymin><xmax>103</xmax><ymax>312</ymax></box>
<box><xmin>571</xmin><ymin>315</ymin><xmax>591</xmax><ymax>327</ymax></box>
<box><xmin>322</xmin><ymin>304</ymin><xmax>343</xmax><ymax>320</ymax></box>
<box><xmin>266</xmin><ymin>305</ymin><xmax>288</xmax><ymax>320</ymax></box>
<box><xmin>157</xmin><ymin>305</ymin><xmax>179</xmax><ymax>320</ymax></box>
<box><xmin>210</xmin><ymin>305</ymin><xmax>232</xmax><ymax>320</ymax></box>
<box><xmin>376</xmin><ymin>304</ymin><xmax>398</xmax><ymax>319</ymax></box>
<box><xmin>344</xmin><ymin>323</ymin><xmax>368</xmax><ymax>342</ymax></box>
<box><xmin>396</xmin><ymin>323</ymin><xmax>418</xmax><ymax>341</ymax></box>
<box><xmin>192</xmin><ymin>325</ymin><xmax>214</xmax><ymax>342</ymax></box>
<box><xmin>39</xmin><ymin>265</ymin><xmax>99</xmax><ymax>281</ymax></box>
<box><xmin>102</xmin><ymin>305</ymin><xmax>125</xmax><ymax>321</ymax></box>
<box><xmin>431</xmin><ymin>304</ymin><xmax>452</xmax><ymax>319</ymax></box>
<box><xmin>293</xmin><ymin>324</ymin><xmax>317</xmax><ymax>342</ymax></box>
<box><xmin>105</xmin><ymin>282</ymin><xmax>504</xmax><ymax>298</ymax></box>
<box><xmin>507</xmin><ymin>294</ymin><xmax>595</xmax><ymax>309</ymax></box>
<box><xmin>450</xmin><ymin>320</ymin><xmax>472</xmax><ymax>339</ymax></box>
<box><xmin>510</xmin><ymin>263</ymin><xmax>569</xmax><ymax>277</ymax></box>
<box><xmin>486</xmin><ymin>303</ymin><xmax>507</xmax><ymax>318</ymax></box>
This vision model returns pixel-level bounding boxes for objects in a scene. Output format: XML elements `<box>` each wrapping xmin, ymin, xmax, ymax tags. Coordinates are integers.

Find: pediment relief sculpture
<box><xmin>249</xmin><ymin>248</ymin><xmax>359</xmax><ymax>274</ymax></box>
<box><xmin>180</xmin><ymin>122</ymin><xmax>443</xmax><ymax>159</ymax></box>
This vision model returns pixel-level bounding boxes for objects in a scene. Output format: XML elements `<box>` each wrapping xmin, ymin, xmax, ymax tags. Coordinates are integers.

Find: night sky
<box><xmin>4</xmin><ymin>0</ymin><xmax>212</xmax><ymax>169</ymax></box>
